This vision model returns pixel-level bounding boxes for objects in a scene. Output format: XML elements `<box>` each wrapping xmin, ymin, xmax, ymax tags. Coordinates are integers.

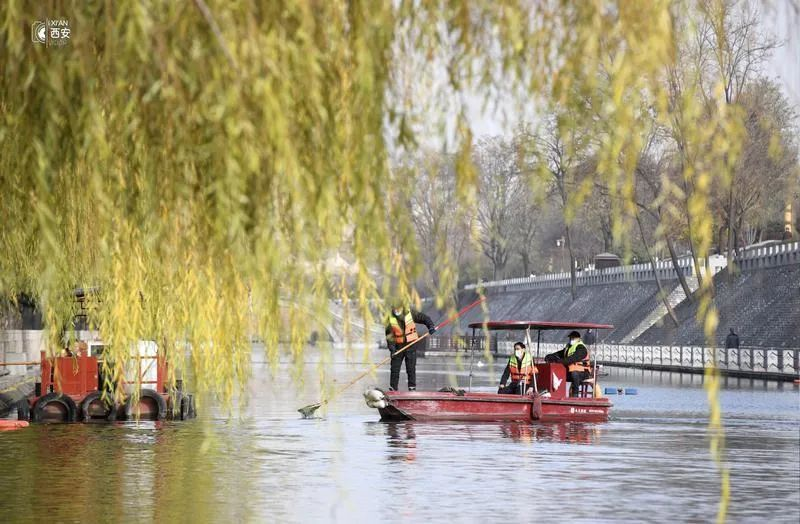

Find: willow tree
<box><xmin>2</xmin><ymin>1</ymin><xmax>776</xmax><ymax>516</ymax></box>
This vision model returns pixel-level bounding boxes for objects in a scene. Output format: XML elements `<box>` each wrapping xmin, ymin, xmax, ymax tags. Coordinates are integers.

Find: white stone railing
<box><xmin>735</xmin><ymin>241</ymin><xmax>800</xmax><ymax>271</ymax></box>
<box><xmin>465</xmin><ymin>258</ymin><xmax>695</xmax><ymax>292</ymax></box>
<box><xmin>520</xmin><ymin>342</ymin><xmax>799</xmax><ymax>377</ymax></box>
<box><xmin>465</xmin><ymin>241</ymin><xmax>799</xmax><ymax>293</ymax></box>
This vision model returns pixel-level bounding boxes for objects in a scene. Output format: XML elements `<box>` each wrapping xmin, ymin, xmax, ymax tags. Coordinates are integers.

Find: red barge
<box><xmin>6</xmin><ymin>288</ymin><xmax>197</xmax><ymax>424</ymax></box>
<box><xmin>13</xmin><ymin>344</ymin><xmax>196</xmax><ymax>423</ymax></box>
<box><xmin>365</xmin><ymin>321</ymin><xmax>614</xmax><ymax>422</ymax></box>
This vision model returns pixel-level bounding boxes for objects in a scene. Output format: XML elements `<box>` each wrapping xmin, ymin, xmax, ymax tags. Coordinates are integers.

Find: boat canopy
<box><xmin>467</xmin><ymin>320</ymin><xmax>614</xmax><ymax>331</ymax></box>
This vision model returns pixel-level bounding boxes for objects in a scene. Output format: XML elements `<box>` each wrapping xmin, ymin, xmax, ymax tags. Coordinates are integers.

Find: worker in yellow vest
<box><xmin>545</xmin><ymin>331</ymin><xmax>592</xmax><ymax>397</ymax></box>
<box><xmin>498</xmin><ymin>342</ymin><xmax>537</xmax><ymax>394</ymax></box>
<box><xmin>385</xmin><ymin>305</ymin><xmax>435</xmax><ymax>391</ymax></box>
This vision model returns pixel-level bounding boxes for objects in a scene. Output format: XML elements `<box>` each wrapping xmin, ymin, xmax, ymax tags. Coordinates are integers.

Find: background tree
<box><xmin>530</xmin><ymin>114</ymin><xmax>593</xmax><ymax>300</ymax></box>
<box><xmin>509</xmin><ymin>180</ymin><xmax>544</xmax><ymax>277</ymax></box>
<box><xmin>725</xmin><ymin>79</ymin><xmax>798</xmax><ymax>250</ymax></box>
<box><xmin>409</xmin><ymin>152</ymin><xmax>473</xmax><ymax>304</ymax></box>
<box><xmin>699</xmin><ymin>0</ymin><xmax>779</xmax><ymax>275</ymax></box>
<box><xmin>474</xmin><ymin>137</ymin><xmax>522</xmax><ymax>280</ymax></box>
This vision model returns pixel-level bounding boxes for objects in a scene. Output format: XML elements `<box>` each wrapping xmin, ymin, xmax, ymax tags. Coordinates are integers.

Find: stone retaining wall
<box><xmin>0</xmin><ymin>330</ymin><xmax>44</xmax><ymax>376</ymax></box>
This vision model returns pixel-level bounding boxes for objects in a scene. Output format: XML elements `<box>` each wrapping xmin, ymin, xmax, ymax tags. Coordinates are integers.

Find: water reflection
<box><xmin>385</xmin><ymin>423</ymin><xmax>417</xmax><ymax>462</ymax></box>
<box><xmin>375</xmin><ymin>420</ymin><xmax>603</xmax><ymax>448</ymax></box>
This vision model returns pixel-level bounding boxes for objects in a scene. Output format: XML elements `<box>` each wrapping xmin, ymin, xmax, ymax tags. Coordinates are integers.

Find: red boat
<box><xmin>365</xmin><ymin>321</ymin><xmax>614</xmax><ymax>422</ymax></box>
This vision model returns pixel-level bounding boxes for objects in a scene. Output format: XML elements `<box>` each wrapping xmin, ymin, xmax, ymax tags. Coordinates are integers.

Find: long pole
<box><xmin>298</xmin><ymin>297</ymin><xmax>486</xmax><ymax>418</ymax></box>
<box><xmin>525</xmin><ymin>327</ymin><xmax>539</xmax><ymax>395</ymax></box>
<box><xmin>468</xmin><ymin>326</ymin><xmax>476</xmax><ymax>392</ymax></box>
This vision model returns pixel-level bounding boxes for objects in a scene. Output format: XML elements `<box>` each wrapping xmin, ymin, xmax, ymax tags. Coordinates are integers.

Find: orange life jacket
<box><xmin>386</xmin><ymin>308</ymin><xmax>419</xmax><ymax>345</ymax></box>
<box><xmin>566</xmin><ymin>340</ymin><xmax>592</xmax><ymax>373</ymax></box>
<box><xmin>508</xmin><ymin>352</ymin><xmax>537</xmax><ymax>382</ymax></box>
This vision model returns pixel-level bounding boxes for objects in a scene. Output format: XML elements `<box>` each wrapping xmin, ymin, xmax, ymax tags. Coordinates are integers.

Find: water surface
<box><xmin>1</xmin><ymin>354</ymin><xmax>798</xmax><ymax>523</ymax></box>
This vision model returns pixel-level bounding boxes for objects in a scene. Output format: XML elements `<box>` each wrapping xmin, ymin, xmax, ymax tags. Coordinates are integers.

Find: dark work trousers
<box><xmin>390</xmin><ymin>349</ymin><xmax>417</xmax><ymax>390</ymax></box>
<box><xmin>568</xmin><ymin>370</ymin><xmax>589</xmax><ymax>396</ymax></box>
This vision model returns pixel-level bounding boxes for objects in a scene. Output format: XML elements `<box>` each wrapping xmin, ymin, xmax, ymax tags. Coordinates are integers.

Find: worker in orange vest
<box><xmin>498</xmin><ymin>342</ymin><xmax>537</xmax><ymax>394</ymax></box>
<box><xmin>545</xmin><ymin>331</ymin><xmax>592</xmax><ymax>396</ymax></box>
<box><xmin>385</xmin><ymin>304</ymin><xmax>435</xmax><ymax>391</ymax></box>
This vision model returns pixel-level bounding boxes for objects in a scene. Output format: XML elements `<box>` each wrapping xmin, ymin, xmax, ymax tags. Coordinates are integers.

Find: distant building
<box><xmin>594</xmin><ymin>252</ymin><xmax>621</xmax><ymax>270</ymax></box>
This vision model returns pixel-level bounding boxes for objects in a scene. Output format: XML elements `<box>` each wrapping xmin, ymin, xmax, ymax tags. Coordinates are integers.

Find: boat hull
<box><xmin>378</xmin><ymin>391</ymin><xmax>611</xmax><ymax>423</ymax></box>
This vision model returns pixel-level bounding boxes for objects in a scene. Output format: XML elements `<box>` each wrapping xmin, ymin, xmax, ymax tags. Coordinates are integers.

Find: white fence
<box><xmin>466</xmin><ymin>258</ymin><xmax>696</xmax><ymax>292</ymax></box>
<box><xmin>736</xmin><ymin>241</ymin><xmax>800</xmax><ymax>271</ymax></box>
<box><xmin>465</xmin><ymin>241</ymin><xmax>800</xmax><ymax>293</ymax></box>
<box><xmin>515</xmin><ymin>342</ymin><xmax>799</xmax><ymax>378</ymax></box>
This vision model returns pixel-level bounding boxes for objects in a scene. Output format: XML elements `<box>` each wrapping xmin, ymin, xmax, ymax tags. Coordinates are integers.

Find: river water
<box><xmin>1</xmin><ymin>349</ymin><xmax>798</xmax><ymax>523</ymax></box>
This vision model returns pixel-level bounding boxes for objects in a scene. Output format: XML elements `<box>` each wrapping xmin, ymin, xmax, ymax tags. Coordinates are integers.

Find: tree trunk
<box><xmin>665</xmin><ymin>234</ymin><xmax>694</xmax><ymax>303</ymax></box>
<box><xmin>685</xmin><ymin>211</ymin><xmax>704</xmax><ymax>290</ymax></box>
<box><xmin>688</xmin><ymin>238</ymin><xmax>704</xmax><ymax>289</ymax></box>
<box><xmin>565</xmin><ymin>223</ymin><xmax>577</xmax><ymax>301</ymax></box>
<box><xmin>726</xmin><ymin>185</ymin><xmax>736</xmax><ymax>281</ymax></box>
<box><xmin>601</xmin><ymin>219</ymin><xmax>613</xmax><ymax>252</ymax></box>
<box><xmin>735</xmin><ymin>213</ymin><xmax>744</xmax><ymax>255</ymax></box>
<box><xmin>681</xmin><ymin>179</ymin><xmax>705</xmax><ymax>289</ymax></box>
<box><xmin>637</xmin><ymin>214</ymin><xmax>678</xmax><ymax>326</ymax></box>
<box><xmin>520</xmin><ymin>252</ymin><xmax>530</xmax><ymax>276</ymax></box>
<box><xmin>717</xmin><ymin>224</ymin><xmax>726</xmax><ymax>257</ymax></box>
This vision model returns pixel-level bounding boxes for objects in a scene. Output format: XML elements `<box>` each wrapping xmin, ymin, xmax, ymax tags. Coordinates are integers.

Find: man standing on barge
<box><xmin>385</xmin><ymin>303</ymin><xmax>436</xmax><ymax>391</ymax></box>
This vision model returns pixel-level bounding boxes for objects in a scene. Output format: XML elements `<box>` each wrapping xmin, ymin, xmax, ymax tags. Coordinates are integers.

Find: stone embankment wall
<box><xmin>634</xmin><ymin>261</ymin><xmax>800</xmax><ymax>347</ymax></box>
<box><xmin>426</xmin><ymin>242</ymin><xmax>800</xmax><ymax>349</ymax></box>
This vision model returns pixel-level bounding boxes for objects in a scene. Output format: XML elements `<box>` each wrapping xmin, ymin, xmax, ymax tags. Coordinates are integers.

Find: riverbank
<box><xmin>0</xmin><ymin>371</ymin><xmax>35</xmax><ymax>418</ymax></box>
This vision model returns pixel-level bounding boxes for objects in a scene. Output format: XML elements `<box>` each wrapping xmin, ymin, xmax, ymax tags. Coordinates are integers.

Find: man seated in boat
<box><xmin>498</xmin><ymin>342</ymin><xmax>537</xmax><ymax>394</ymax></box>
<box><xmin>544</xmin><ymin>331</ymin><xmax>592</xmax><ymax>397</ymax></box>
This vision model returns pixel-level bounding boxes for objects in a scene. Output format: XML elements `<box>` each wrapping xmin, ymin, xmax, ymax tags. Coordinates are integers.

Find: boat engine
<box><xmin>363</xmin><ymin>388</ymin><xmax>387</xmax><ymax>409</ymax></box>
